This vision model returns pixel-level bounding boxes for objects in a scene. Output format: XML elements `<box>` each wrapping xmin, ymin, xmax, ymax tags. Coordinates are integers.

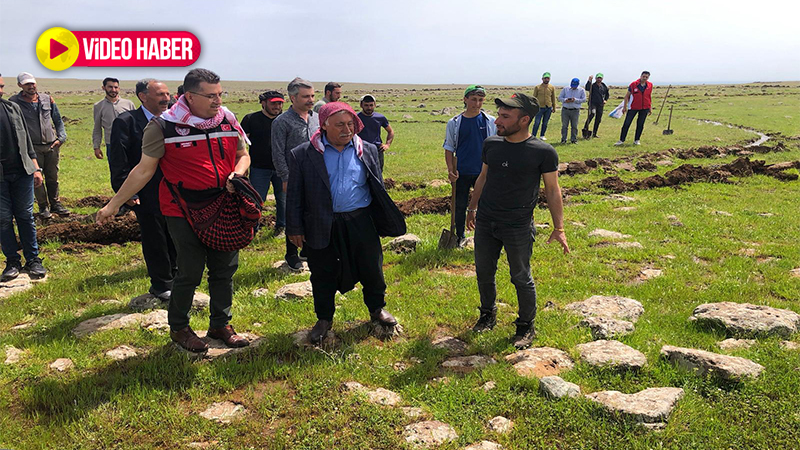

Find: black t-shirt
<box><xmin>478</xmin><ymin>135</ymin><xmax>559</xmax><ymax>225</ymax></box>
<box><xmin>241</xmin><ymin>111</ymin><xmax>276</xmax><ymax>170</ymax></box>
<box><xmin>0</xmin><ymin>104</ymin><xmax>24</xmax><ymax>176</ymax></box>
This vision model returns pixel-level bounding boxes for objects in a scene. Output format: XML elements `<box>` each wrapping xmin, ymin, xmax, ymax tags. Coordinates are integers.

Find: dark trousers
<box><xmin>532</xmin><ymin>107</ymin><xmax>553</xmax><ymax>137</ymax></box>
<box><xmin>0</xmin><ymin>172</ymin><xmax>39</xmax><ymax>263</ymax></box>
<box><xmin>304</xmin><ymin>208</ymin><xmax>387</xmax><ymax>321</ymax></box>
<box><xmin>134</xmin><ymin>208</ymin><xmax>177</xmax><ymax>293</ymax></box>
<box><xmin>474</xmin><ymin>218</ymin><xmax>537</xmax><ymax>325</ymax></box>
<box><xmin>378</xmin><ymin>150</ymin><xmax>385</xmax><ymax>171</ymax></box>
<box><xmin>165</xmin><ymin>216</ymin><xmax>239</xmax><ymax>331</ymax></box>
<box><xmin>584</xmin><ymin>103</ymin><xmax>605</xmax><ymax>135</ymax></box>
<box><xmin>454</xmin><ymin>174</ymin><xmax>479</xmax><ymax>240</ymax></box>
<box><xmin>620</xmin><ymin>109</ymin><xmax>649</xmax><ymax>141</ymax></box>
<box><xmin>33</xmin><ymin>144</ymin><xmax>60</xmax><ymax>210</ymax></box>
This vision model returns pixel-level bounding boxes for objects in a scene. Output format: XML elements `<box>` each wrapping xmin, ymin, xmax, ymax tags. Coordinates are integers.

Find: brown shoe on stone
<box><xmin>208</xmin><ymin>324</ymin><xmax>250</xmax><ymax>348</ymax></box>
<box><xmin>170</xmin><ymin>326</ymin><xmax>209</xmax><ymax>353</ymax></box>
<box><xmin>369</xmin><ymin>308</ymin><xmax>398</xmax><ymax>327</ymax></box>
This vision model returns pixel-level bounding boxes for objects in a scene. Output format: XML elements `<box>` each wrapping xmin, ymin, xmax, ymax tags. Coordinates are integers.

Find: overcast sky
<box><xmin>2</xmin><ymin>0</ymin><xmax>798</xmax><ymax>86</ymax></box>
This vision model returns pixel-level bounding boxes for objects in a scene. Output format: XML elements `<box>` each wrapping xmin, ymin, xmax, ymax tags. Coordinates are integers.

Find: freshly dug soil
<box><xmin>38</xmin><ymin>213</ymin><xmax>140</xmax><ymax>244</ymax></box>
<box><xmin>396</xmin><ymin>196</ymin><xmax>450</xmax><ymax>216</ymax></box>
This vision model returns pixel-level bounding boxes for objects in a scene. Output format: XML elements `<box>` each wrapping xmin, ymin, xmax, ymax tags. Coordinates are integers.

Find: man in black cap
<box><xmin>466</xmin><ymin>92</ymin><xmax>570</xmax><ymax>349</ymax></box>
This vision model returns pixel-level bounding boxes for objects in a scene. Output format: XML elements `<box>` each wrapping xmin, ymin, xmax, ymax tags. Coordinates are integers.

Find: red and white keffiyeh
<box><xmin>161</xmin><ymin>95</ymin><xmax>250</xmax><ymax>145</ymax></box>
<box><xmin>310</xmin><ymin>101</ymin><xmax>364</xmax><ymax>156</ymax></box>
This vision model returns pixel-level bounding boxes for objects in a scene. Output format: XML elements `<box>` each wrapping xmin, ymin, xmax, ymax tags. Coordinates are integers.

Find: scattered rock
<box><xmin>292</xmin><ymin>328</ymin><xmax>339</xmax><ymax>348</ymax></box>
<box><xmin>689</xmin><ymin>302</ymin><xmax>800</xmax><ymax>337</ymax></box>
<box><xmin>465</xmin><ymin>441</ymin><xmax>504</xmax><ymax>450</ymax></box>
<box><xmin>272</xmin><ymin>259</ymin><xmax>310</xmax><ymax>274</ymax></box>
<box><xmin>432</xmin><ymin>336</ymin><xmax>468</xmax><ymax>355</ymax></box>
<box><xmin>402</xmin><ymin>407</ymin><xmax>425</xmax><ymax>418</ymax></box>
<box><xmin>50</xmin><ymin>358</ymin><xmax>74</xmax><ymax>372</ymax></box>
<box><xmin>570</xmin><ymin>221</ymin><xmax>586</xmax><ymax>227</ymax></box>
<box><xmin>187</xmin><ymin>441</ymin><xmax>219</xmax><ymax>449</ymax></box>
<box><xmin>781</xmin><ymin>341</ymin><xmax>800</xmax><ymax>350</ymax></box>
<box><xmin>615</xmin><ymin>241</ymin><xmax>643</xmax><ymax>249</ymax></box>
<box><xmin>199</xmin><ymin>401</ymin><xmax>246</xmax><ymax>423</ymax></box>
<box><xmin>370</xmin><ymin>321</ymin><xmax>403</xmax><ymax>340</ymax></box>
<box><xmin>175</xmin><ymin>330</ymin><xmax>264</xmax><ymax>360</ymax></box>
<box><xmin>713</xmin><ymin>210</ymin><xmax>733</xmax><ymax>217</ymax></box>
<box><xmin>757</xmin><ymin>212</ymin><xmax>774</xmax><ymax>217</ymax></box>
<box><xmin>385</xmin><ymin>234</ymin><xmax>422</xmax><ymax>253</ymax></box>
<box><xmin>790</xmin><ymin>268</ymin><xmax>800</xmax><ymax>278</ymax></box>
<box><xmin>403</xmin><ymin>421</ymin><xmax>458</xmax><ymax>449</ymax></box>
<box><xmin>429</xmin><ymin>179</ymin><xmax>449</xmax><ymax>188</ymax></box>
<box><xmin>505</xmin><ymin>347</ymin><xmax>574</xmax><ymax>378</ymax></box>
<box><xmin>251</xmin><ymin>287</ymin><xmax>269</xmax><ymax>297</ymax></box>
<box><xmin>565</xmin><ymin>295</ymin><xmax>644</xmax><ymax>323</ymax></box>
<box><xmin>579</xmin><ymin>316</ymin><xmax>635</xmax><ymax>340</ymax></box>
<box><xmin>105</xmin><ymin>345</ymin><xmax>139</xmax><ymax>361</ymax></box>
<box><xmin>73</xmin><ymin>310</ymin><xmax>168</xmax><ymax>337</ymax></box>
<box><xmin>0</xmin><ymin>273</ymin><xmax>37</xmax><ymax>299</ymax></box>
<box><xmin>366</xmin><ymin>388</ymin><xmax>403</xmax><ymax>406</ymax></box>
<box><xmin>608</xmin><ymin>194</ymin><xmax>636</xmax><ymax>202</ymax></box>
<box><xmin>614</xmin><ymin>162</ymin><xmax>636</xmax><ymax>172</ymax></box>
<box><xmin>661</xmin><ymin>345</ymin><xmax>764</xmax><ymax>380</ymax></box>
<box><xmin>402</xmin><ymin>114</ymin><xmax>413</xmax><ymax>119</ymax></box>
<box><xmin>128</xmin><ymin>292</ymin><xmax>208</xmax><ymax>311</ymax></box>
<box><xmin>11</xmin><ymin>322</ymin><xmax>34</xmax><ymax>330</ymax></box>
<box><xmin>481</xmin><ymin>381</ymin><xmax>497</xmax><ymax>391</ymax></box>
<box><xmin>275</xmin><ymin>280</ymin><xmax>314</xmax><ymax>301</ymax></box>
<box><xmin>586</xmin><ymin>387</ymin><xmax>684</xmax><ymax>426</ymax></box>
<box><xmin>4</xmin><ymin>346</ymin><xmax>24</xmax><ymax>365</ymax></box>
<box><xmin>637</xmin><ymin>268</ymin><xmax>663</xmax><ymax>281</ymax></box>
<box><xmin>576</xmin><ymin>340</ymin><xmax>647</xmax><ymax>370</ymax></box>
<box><xmin>99</xmin><ymin>299</ymin><xmax>122</xmax><ymax>306</ymax></box>
<box><xmin>656</xmin><ymin>159</ymin><xmax>674</xmax><ymax>166</ymax></box>
<box><xmin>487</xmin><ymin>416</ymin><xmax>513</xmax><ymax>434</ymax></box>
<box><xmin>718</xmin><ymin>339</ymin><xmax>756</xmax><ymax>350</ymax></box>
<box><xmin>538</xmin><ymin>376</ymin><xmax>581</xmax><ymax>399</ymax></box>
<box><xmin>588</xmin><ymin>229</ymin><xmax>632</xmax><ymax>239</ymax></box>
<box><xmin>442</xmin><ymin>355</ymin><xmax>496</xmax><ymax>373</ymax></box>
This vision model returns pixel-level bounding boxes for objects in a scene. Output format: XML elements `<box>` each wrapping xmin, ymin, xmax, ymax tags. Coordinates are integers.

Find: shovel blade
<box><xmin>582</xmin><ymin>128</ymin><xmax>592</xmax><ymax>139</ymax></box>
<box><xmin>438</xmin><ymin>229</ymin><xmax>460</xmax><ymax>249</ymax></box>
<box><xmin>663</xmin><ymin>130</ymin><xmax>673</xmax><ymax>135</ymax></box>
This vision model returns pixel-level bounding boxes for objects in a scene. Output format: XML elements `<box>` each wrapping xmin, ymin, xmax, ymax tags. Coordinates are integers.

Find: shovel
<box><xmin>438</xmin><ymin>181</ymin><xmax>460</xmax><ymax>249</ymax></box>
<box><xmin>663</xmin><ymin>105</ymin><xmax>674</xmax><ymax>135</ymax></box>
<box><xmin>581</xmin><ymin>78</ymin><xmax>594</xmax><ymax>139</ymax></box>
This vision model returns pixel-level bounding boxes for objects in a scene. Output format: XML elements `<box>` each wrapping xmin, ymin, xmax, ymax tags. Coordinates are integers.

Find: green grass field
<box><xmin>1</xmin><ymin>79</ymin><xmax>800</xmax><ymax>450</ymax></box>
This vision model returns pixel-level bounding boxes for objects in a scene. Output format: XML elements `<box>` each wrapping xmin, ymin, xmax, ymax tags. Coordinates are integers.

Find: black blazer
<box><xmin>287</xmin><ymin>140</ymin><xmax>406</xmax><ymax>250</ymax></box>
<box><xmin>108</xmin><ymin>107</ymin><xmax>163</xmax><ymax>214</ymax></box>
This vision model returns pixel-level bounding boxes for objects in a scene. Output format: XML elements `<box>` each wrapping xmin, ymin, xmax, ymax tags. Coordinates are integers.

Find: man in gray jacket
<box><xmin>0</xmin><ymin>73</ymin><xmax>47</xmax><ymax>281</ymax></box>
<box><xmin>9</xmin><ymin>72</ymin><xmax>68</xmax><ymax>218</ymax></box>
<box><xmin>271</xmin><ymin>77</ymin><xmax>319</xmax><ymax>270</ymax></box>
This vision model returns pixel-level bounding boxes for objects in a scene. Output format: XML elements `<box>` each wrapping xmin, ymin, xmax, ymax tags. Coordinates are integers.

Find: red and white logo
<box><xmin>176</xmin><ymin>126</ymin><xmax>190</xmax><ymax>136</ymax></box>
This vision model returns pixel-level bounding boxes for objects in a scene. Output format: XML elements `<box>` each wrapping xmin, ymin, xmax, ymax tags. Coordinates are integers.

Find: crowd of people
<box><xmin>0</xmin><ymin>68</ymin><xmax>654</xmax><ymax>352</ymax></box>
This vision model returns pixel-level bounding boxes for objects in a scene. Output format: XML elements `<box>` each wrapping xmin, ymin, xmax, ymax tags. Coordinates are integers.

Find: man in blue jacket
<box><xmin>287</xmin><ymin>102</ymin><xmax>406</xmax><ymax>345</ymax></box>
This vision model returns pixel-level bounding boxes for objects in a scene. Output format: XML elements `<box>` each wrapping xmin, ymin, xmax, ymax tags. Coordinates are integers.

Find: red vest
<box><xmin>154</xmin><ymin>117</ymin><xmax>239</xmax><ymax>217</ymax></box>
<box><xmin>628</xmin><ymin>80</ymin><xmax>653</xmax><ymax>110</ymax></box>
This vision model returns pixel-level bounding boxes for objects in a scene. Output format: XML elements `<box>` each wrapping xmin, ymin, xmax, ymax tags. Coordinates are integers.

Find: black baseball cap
<box><xmin>259</xmin><ymin>90</ymin><xmax>285</xmax><ymax>102</ymax></box>
<box><xmin>494</xmin><ymin>92</ymin><xmax>539</xmax><ymax>118</ymax></box>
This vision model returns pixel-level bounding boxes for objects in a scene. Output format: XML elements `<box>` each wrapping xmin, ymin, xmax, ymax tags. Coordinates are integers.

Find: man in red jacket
<box><xmin>615</xmin><ymin>71</ymin><xmax>653</xmax><ymax>146</ymax></box>
<box><xmin>97</xmin><ymin>68</ymin><xmax>252</xmax><ymax>353</ymax></box>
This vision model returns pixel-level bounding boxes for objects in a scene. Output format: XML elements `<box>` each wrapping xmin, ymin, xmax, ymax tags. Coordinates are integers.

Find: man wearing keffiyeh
<box><xmin>97</xmin><ymin>68</ymin><xmax>252</xmax><ymax>353</ymax></box>
<box><xmin>286</xmin><ymin>101</ymin><xmax>406</xmax><ymax>345</ymax></box>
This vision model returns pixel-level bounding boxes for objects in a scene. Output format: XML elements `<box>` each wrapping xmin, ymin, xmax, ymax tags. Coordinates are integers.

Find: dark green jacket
<box><xmin>0</xmin><ymin>98</ymin><xmax>37</xmax><ymax>182</ymax></box>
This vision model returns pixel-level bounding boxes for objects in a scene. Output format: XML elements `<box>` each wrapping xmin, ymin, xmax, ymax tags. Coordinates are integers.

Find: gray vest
<box><xmin>10</xmin><ymin>92</ymin><xmax>57</xmax><ymax>145</ymax></box>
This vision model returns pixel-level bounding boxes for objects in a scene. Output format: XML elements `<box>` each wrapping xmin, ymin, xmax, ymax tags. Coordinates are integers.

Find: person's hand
<box><xmin>96</xmin><ymin>203</ymin><xmax>120</xmax><ymax>224</ymax></box>
<box><xmin>94</xmin><ymin>147</ymin><xmax>104</xmax><ymax>159</ymax></box>
<box><xmin>379</xmin><ymin>143</ymin><xmax>389</xmax><ymax>152</ymax></box>
<box><xmin>125</xmin><ymin>198</ymin><xmax>140</xmax><ymax>207</ymax></box>
<box><xmin>603</xmin><ymin>100</ymin><xmax>607</xmax><ymax>105</ymax></box>
<box><xmin>648</xmin><ymin>109</ymin><xmax>652</xmax><ymax>116</ymax></box>
<box><xmin>448</xmin><ymin>169</ymin><xmax>459</xmax><ymax>183</ymax></box>
<box><xmin>466</xmin><ymin>210</ymin><xmax>476</xmax><ymax>231</ymax></box>
<box><xmin>50</xmin><ymin>140</ymin><xmax>62</xmax><ymax>149</ymax></box>
<box><xmin>33</xmin><ymin>171</ymin><xmax>44</xmax><ymax>188</ymax></box>
<box><xmin>588</xmin><ymin>75</ymin><xmax>594</xmax><ymax>82</ymax></box>
<box><xmin>551</xmin><ymin>107</ymin><xmax>556</xmax><ymax>113</ymax></box>
<box><xmin>288</xmin><ymin>234</ymin><xmax>305</xmax><ymax>248</ymax></box>
<box><xmin>546</xmin><ymin>229</ymin><xmax>570</xmax><ymax>254</ymax></box>
<box><xmin>623</xmin><ymin>107</ymin><xmax>628</xmax><ymax>114</ymax></box>
<box><xmin>566</xmin><ymin>98</ymin><xmax>574</xmax><ymax>103</ymax></box>
<box><xmin>226</xmin><ymin>172</ymin><xmax>236</xmax><ymax>193</ymax></box>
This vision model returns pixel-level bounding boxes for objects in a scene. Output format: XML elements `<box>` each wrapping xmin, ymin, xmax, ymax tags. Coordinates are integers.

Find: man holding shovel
<box><xmin>582</xmin><ymin>73</ymin><xmax>609</xmax><ymax>139</ymax></box>
<box><xmin>442</xmin><ymin>85</ymin><xmax>496</xmax><ymax>247</ymax></box>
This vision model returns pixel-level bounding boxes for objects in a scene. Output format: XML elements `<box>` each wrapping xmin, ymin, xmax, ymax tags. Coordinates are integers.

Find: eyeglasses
<box><xmin>190</xmin><ymin>91</ymin><xmax>222</xmax><ymax>100</ymax></box>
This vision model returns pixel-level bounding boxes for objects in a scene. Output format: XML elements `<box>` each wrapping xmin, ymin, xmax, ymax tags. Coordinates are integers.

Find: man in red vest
<box><xmin>97</xmin><ymin>69</ymin><xmax>252</xmax><ymax>353</ymax></box>
<box><xmin>615</xmin><ymin>71</ymin><xmax>653</xmax><ymax>146</ymax></box>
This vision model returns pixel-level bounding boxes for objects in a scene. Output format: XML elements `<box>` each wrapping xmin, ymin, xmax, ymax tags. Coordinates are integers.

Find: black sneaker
<box><xmin>1</xmin><ymin>260</ymin><xmax>23</xmax><ymax>281</ymax></box>
<box><xmin>51</xmin><ymin>203</ymin><xmax>71</xmax><ymax>216</ymax></box>
<box><xmin>23</xmin><ymin>257</ymin><xmax>47</xmax><ymax>279</ymax></box>
<box><xmin>38</xmin><ymin>207</ymin><xmax>52</xmax><ymax>219</ymax></box>
<box><xmin>285</xmin><ymin>253</ymin><xmax>303</xmax><ymax>271</ymax></box>
<box><xmin>511</xmin><ymin>322</ymin><xmax>536</xmax><ymax>349</ymax></box>
<box><xmin>471</xmin><ymin>308</ymin><xmax>497</xmax><ymax>333</ymax></box>
<box><xmin>274</xmin><ymin>226</ymin><xmax>286</xmax><ymax>239</ymax></box>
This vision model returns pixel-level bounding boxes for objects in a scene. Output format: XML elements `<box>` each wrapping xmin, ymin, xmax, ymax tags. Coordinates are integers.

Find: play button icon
<box><xmin>50</xmin><ymin>39</ymin><xmax>69</xmax><ymax>59</ymax></box>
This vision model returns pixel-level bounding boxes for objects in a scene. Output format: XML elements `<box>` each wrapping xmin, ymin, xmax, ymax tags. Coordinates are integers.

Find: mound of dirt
<box><xmin>38</xmin><ymin>213</ymin><xmax>140</xmax><ymax>245</ymax></box>
<box><xmin>72</xmin><ymin>195</ymin><xmax>113</xmax><ymax>208</ymax></box>
<box><xmin>396</xmin><ymin>196</ymin><xmax>450</xmax><ymax>216</ymax></box>
<box><xmin>384</xmin><ymin>178</ymin><xmax>396</xmax><ymax>190</ymax></box>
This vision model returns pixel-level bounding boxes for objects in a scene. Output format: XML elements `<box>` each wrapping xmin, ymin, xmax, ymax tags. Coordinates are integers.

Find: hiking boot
<box><xmin>38</xmin><ymin>207</ymin><xmax>51</xmax><ymax>219</ymax></box>
<box><xmin>309</xmin><ymin>319</ymin><xmax>332</xmax><ymax>345</ymax></box>
<box><xmin>511</xmin><ymin>322</ymin><xmax>537</xmax><ymax>349</ymax></box>
<box><xmin>170</xmin><ymin>326</ymin><xmax>209</xmax><ymax>352</ymax></box>
<box><xmin>23</xmin><ymin>257</ymin><xmax>46</xmax><ymax>279</ymax></box>
<box><xmin>51</xmin><ymin>203</ymin><xmax>71</xmax><ymax>216</ymax></box>
<box><xmin>369</xmin><ymin>308</ymin><xmax>398</xmax><ymax>327</ymax></box>
<box><xmin>285</xmin><ymin>253</ymin><xmax>303</xmax><ymax>271</ymax></box>
<box><xmin>471</xmin><ymin>308</ymin><xmax>497</xmax><ymax>333</ymax></box>
<box><xmin>1</xmin><ymin>260</ymin><xmax>22</xmax><ymax>282</ymax></box>
<box><xmin>614</xmin><ymin>140</ymin><xmax>624</xmax><ymax>146</ymax></box>
<box><xmin>208</xmin><ymin>324</ymin><xmax>250</xmax><ymax>348</ymax></box>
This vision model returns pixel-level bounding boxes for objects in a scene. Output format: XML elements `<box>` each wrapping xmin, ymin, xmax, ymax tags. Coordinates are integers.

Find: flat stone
<box><xmin>465</xmin><ymin>441</ymin><xmax>504</xmax><ymax>450</ymax></box>
<box><xmin>50</xmin><ymin>358</ymin><xmax>74</xmax><ymax>372</ymax></box>
<box><xmin>0</xmin><ymin>273</ymin><xmax>36</xmax><ymax>299</ymax></box>
<box><xmin>272</xmin><ymin>259</ymin><xmax>310</xmax><ymax>274</ymax></box>
<box><xmin>251</xmin><ymin>287</ymin><xmax>269</xmax><ymax>297</ymax></box>
<box><xmin>608</xmin><ymin>194</ymin><xmax>636</xmax><ymax>202</ymax></box>
<box><xmin>442</xmin><ymin>355</ymin><xmax>495</xmax><ymax>373</ymax></box>
<box><xmin>615</xmin><ymin>241</ymin><xmax>643</xmax><ymax>249</ymax></box>
<box><xmin>198</xmin><ymin>401</ymin><xmax>246</xmax><ymax>423</ymax></box>
<box><xmin>367</xmin><ymin>388</ymin><xmax>403</xmax><ymax>406</ymax></box>
<box><xmin>505</xmin><ymin>347</ymin><xmax>574</xmax><ymax>378</ymax></box>
<box><xmin>713</xmin><ymin>210</ymin><xmax>733</xmax><ymax>217</ymax></box>
<box><xmin>790</xmin><ymin>268</ymin><xmax>800</xmax><ymax>278</ymax></box>
<box><xmin>140</xmin><ymin>309</ymin><xmax>169</xmax><ymax>330</ymax></box>
<box><xmin>191</xmin><ymin>292</ymin><xmax>210</xmax><ymax>310</ymax></box>
<box><xmin>538</xmin><ymin>376</ymin><xmax>581</xmax><ymax>399</ymax></box>
<box><xmin>178</xmin><ymin>330</ymin><xmax>263</xmax><ymax>360</ymax></box>
<box><xmin>105</xmin><ymin>345</ymin><xmax>139</xmax><ymax>361</ymax></box>
<box><xmin>99</xmin><ymin>299</ymin><xmax>122</xmax><ymax>305</ymax></box>
<box><xmin>432</xmin><ymin>336</ymin><xmax>469</xmax><ymax>355</ymax></box>
<box><xmin>718</xmin><ymin>339</ymin><xmax>756</xmax><ymax>350</ymax></box>
<box><xmin>292</xmin><ymin>328</ymin><xmax>339</xmax><ymax>348</ymax></box>
<box><xmin>656</xmin><ymin>159</ymin><xmax>674</xmax><ymax>166</ymax></box>
<box><xmin>72</xmin><ymin>310</ymin><xmax>168</xmax><ymax>337</ymax></box>
<box><xmin>565</xmin><ymin>295</ymin><xmax>644</xmax><ymax>323</ymax></box>
<box><xmin>429</xmin><ymin>179</ymin><xmax>449</xmax><ymax>188</ymax></box>
<box><xmin>689</xmin><ymin>302</ymin><xmax>800</xmax><ymax>337</ymax></box>
<box><xmin>640</xmin><ymin>268</ymin><xmax>663</xmax><ymax>279</ymax></box>
<box><xmin>576</xmin><ymin>340</ymin><xmax>647</xmax><ymax>370</ymax></box>
<box><xmin>579</xmin><ymin>316</ymin><xmax>635</xmax><ymax>340</ymax></box>
<box><xmin>402</xmin><ymin>407</ymin><xmax>425</xmax><ymax>418</ymax></box>
<box><xmin>481</xmin><ymin>381</ymin><xmax>497</xmax><ymax>391</ymax></box>
<box><xmin>781</xmin><ymin>341</ymin><xmax>800</xmax><ymax>350</ymax></box>
<box><xmin>403</xmin><ymin>421</ymin><xmax>458</xmax><ymax>449</ymax></box>
<box><xmin>586</xmin><ymin>387</ymin><xmax>684</xmax><ymax>425</ymax></box>
<box><xmin>588</xmin><ymin>229</ymin><xmax>632</xmax><ymax>239</ymax></box>
<box><xmin>661</xmin><ymin>345</ymin><xmax>764</xmax><ymax>380</ymax></box>
<box><xmin>4</xmin><ymin>346</ymin><xmax>24</xmax><ymax>365</ymax></box>
<box><xmin>385</xmin><ymin>234</ymin><xmax>422</xmax><ymax>253</ymax></box>
<box><xmin>187</xmin><ymin>441</ymin><xmax>219</xmax><ymax>449</ymax></box>
<box><xmin>614</xmin><ymin>206</ymin><xmax>637</xmax><ymax>212</ymax></box>
<box><xmin>10</xmin><ymin>322</ymin><xmax>34</xmax><ymax>330</ymax></box>
<box><xmin>275</xmin><ymin>280</ymin><xmax>313</xmax><ymax>301</ymax></box>
<box><xmin>128</xmin><ymin>292</ymin><xmax>208</xmax><ymax>311</ymax></box>
<box><xmin>487</xmin><ymin>416</ymin><xmax>513</xmax><ymax>434</ymax></box>
<box><xmin>614</xmin><ymin>162</ymin><xmax>636</xmax><ymax>172</ymax></box>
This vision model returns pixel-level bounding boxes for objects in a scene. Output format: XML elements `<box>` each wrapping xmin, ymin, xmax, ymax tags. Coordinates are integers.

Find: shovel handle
<box><xmin>449</xmin><ymin>181</ymin><xmax>457</xmax><ymax>231</ymax></box>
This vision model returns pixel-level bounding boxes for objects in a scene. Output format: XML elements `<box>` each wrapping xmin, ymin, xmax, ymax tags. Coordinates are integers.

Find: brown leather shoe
<box><xmin>369</xmin><ymin>308</ymin><xmax>398</xmax><ymax>327</ymax></box>
<box><xmin>170</xmin><ymin>326</ymin><xmax>209</xmax><ymax>353</ymax></box>
<box><xmin>208</xmin><ymin>324</ymin><xmax>250</xmax><ymax>348</ymax></box>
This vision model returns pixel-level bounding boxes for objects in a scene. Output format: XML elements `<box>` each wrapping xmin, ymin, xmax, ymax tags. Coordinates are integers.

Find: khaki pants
<box><xmin>33</xmin><ymin>143</ymin><xmax>61</xmax><ymax>210</ymax></box>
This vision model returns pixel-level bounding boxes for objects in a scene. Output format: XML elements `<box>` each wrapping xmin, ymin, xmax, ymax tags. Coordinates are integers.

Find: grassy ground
<box><xmin>1</xmin><ymin>80</ymin><xmax>800</xmax><ymax>449</ymax></box>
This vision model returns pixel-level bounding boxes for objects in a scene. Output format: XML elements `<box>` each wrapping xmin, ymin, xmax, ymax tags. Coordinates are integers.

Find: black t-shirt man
<box><xmin>478</xmin><ymin>135</ymin><xmax>559</xmax><ymax>225</ymax></box>
<box><xmin>241</xmin><ymin>111</ymin><xmax>276</xmax><ymax>170</ymax></box>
